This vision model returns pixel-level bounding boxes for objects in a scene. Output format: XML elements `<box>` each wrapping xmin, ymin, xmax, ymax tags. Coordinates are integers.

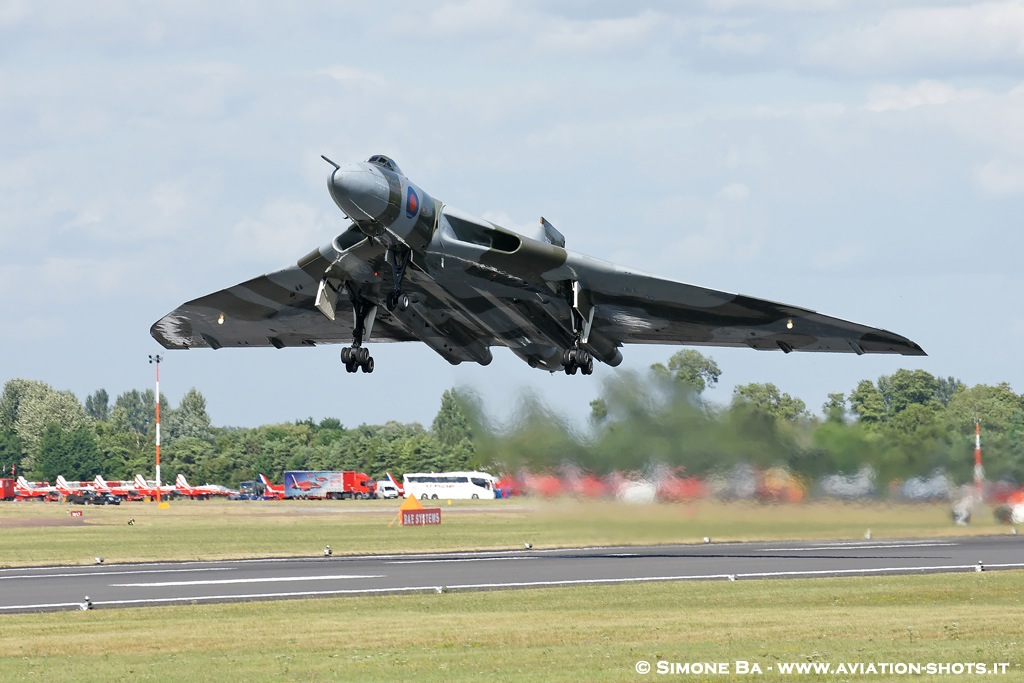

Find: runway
<box><xmin>2</xmin><ymin>535</ymin><xmax>1023</xmax><ymax>613</ymax></box>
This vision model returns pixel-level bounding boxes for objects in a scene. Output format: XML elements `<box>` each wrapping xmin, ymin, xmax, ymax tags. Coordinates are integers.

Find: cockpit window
<box><xmin>367</xmin><ymin>155</ymin><xmax>402</xmax><ymax>175</ymax></box>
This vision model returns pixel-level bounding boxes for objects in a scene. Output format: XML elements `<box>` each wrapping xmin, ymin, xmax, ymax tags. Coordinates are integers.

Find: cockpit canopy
<box><xmin>367</xmin><ymin>154</ymin><xmax>402</xmax><ymax>175</ymax></box>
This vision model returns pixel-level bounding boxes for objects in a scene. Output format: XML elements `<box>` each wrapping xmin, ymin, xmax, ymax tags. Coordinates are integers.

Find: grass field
<box><xmin>2</xmin><ymin>499</ymin><xmax>1020</xmax><ymax>681</ymax></box>
<box><xmin>0</xmin><ymin>571</ymin><xmax>1020</xmax><ymax>682</ymax></box>
<box><xmin>0</xmin><ymin>497</ymin><xmax>1013</xmax><ymax>567</ymax></box>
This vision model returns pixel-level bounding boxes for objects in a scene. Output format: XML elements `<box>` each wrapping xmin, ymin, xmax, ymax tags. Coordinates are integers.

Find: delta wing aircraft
<box><xmin>151</xmin><ymin>155</ymin><xmax>925</xmax><ymax>374</ymax></box>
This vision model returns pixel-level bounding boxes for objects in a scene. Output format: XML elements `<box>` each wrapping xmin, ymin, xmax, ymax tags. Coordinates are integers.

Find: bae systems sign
<box><xmin>401</xmin><ymin>508</ymin><xmax>441</xmax><ymax>526</ymax></box>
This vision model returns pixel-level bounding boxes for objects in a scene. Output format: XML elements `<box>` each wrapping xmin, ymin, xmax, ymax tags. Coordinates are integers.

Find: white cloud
<box><xmin>811</xmin><ymin>244</ymin><xmax>864</xmax><ymax>271</ymax></box>
<box><xmin>318</xmin><ymin>66</ymin><xmax>388</xmax><ymax>87</ymax></box>
<box><xmin>864</xmin><ymin>80</ymin><xmax>986</xmax><ymax>112</ymax></box>
<box><xmin>715</xmin><ymin>182</ymin><xmax>751</xmax><ymax>202</ymax></box>
<box><xmin>230</xmin><ymin>200</ymin><xmax>334</xmax><ymax>264</ymax></box>
<box><xmin>699</xmin><ymin>30</ymin><xmax>772</xmax><ymax>57</ymax></box>
<box><xmin>975</xmin><ymin>159</ymin><xmax>1024</xmax><ymax>196</ymax></box>
<box><xmin>804</xmin><ymin>2</ymin><xmax>1024</xmax><ymax>75</ymax></box>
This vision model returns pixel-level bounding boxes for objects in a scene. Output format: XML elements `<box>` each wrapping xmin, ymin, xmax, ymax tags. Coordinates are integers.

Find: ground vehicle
<box><xmin>0</xmin><ymin>478</ymin><xmax>14</xmax><ymax>501</ymax></box>
<box><xmin>402</xmin><ymin>471</ymin><xmax>497</xmax><ymax>500</ymax></box>
<box><xmin>375</xmin><ymin>479</ymin><xmax>399</xmax><ymax>499</ymax></box>
<box><xmin>68</xmin><ymin>491</ymin><xmax>121</xmax><ymax>505</ymax></box>
<box><xmin>284</xmin><ymin>471</ymin><xmax>375</xmax><ymax>499</ymax></box>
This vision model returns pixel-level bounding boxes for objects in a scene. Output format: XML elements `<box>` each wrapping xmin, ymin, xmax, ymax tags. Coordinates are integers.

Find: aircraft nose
<box><xmin>328</xmin><ymin>163</ymin><xmax>390</xmax><ymax>222</ymax></box>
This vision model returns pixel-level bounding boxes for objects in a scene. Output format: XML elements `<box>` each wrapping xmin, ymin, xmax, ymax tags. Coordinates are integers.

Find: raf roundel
<box><xmin>406</xmin><ymin>187</ymin><xmax>419</xmax><ymax>219</ymax></box>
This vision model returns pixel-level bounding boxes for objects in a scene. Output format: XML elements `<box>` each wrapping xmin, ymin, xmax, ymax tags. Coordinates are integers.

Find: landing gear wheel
<box><xmin>356</xmin><ymin>347</ymin><xmax>370</xmax><ymax>364</ymax></box>
<box><xmin>397</xmin><ymin>293</ymin><xmax>410</xmax><ymax>311</ymax></box>
<box><xmin>361</xmin><ymin>356</ymin><xmax>374</xmax><ymax>373</ymax></box>
<box><xmin>582</xmin><ymin>357</ymin><xmax>594</xmax><ymax>375</ymax></box>
<box><xmin>341</xmin><ymin>347</ymin><xmax>352</xmax><ymax>364</ymax></box>
<box><xmin>345</xmin><ymin>359</ymin><xmax>358</xmax><ymax>373</ymax></box>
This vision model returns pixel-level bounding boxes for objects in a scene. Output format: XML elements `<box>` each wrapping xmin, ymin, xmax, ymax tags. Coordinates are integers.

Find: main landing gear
<box><xmin>562</xmin><ymin>280</ymin><xmax>595</xmax><ymax>375</ymax></box>
<box><xmin>562</xmin><ymin>345</ymin><xmax>594</xmax><ymax>375</ymax></box>
<box><xmin>341</xmin><ymin>297</ymin><xmax>374</xmax><ymax>373</ymax></box>
<box><xmin>385</xmin><ymin>248</ymin><xmax>411</xmax><ymax>312</ymax></box>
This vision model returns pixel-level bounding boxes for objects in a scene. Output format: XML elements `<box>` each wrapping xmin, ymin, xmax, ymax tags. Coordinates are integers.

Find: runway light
<box><xmin>435</xmin><ymin>586</ymin><xmax>447</xmax><ymax>594</ymax></box>
<box><xmin>524</xmin><ymin>542</ymin><xmax>532</xmax><ymax>550</ymax></box>
<box><xmin>95</xmin><ymin>557</ymin><xmax>104</xmax><ymax>564</ymax></box>
<box><xmin>80</xmin><ymin>595</ymin><xmax>92</xmax><ymax>611</ymax></box>
<box><xmin>864</xmin><ymin>530</ymin><xmax>872</xmax><ymax>540</ymax></box>
<box><xmin>323</xmin><ymin>545</ymin><xmax>332</xmax><ymax>556</ymax></box>
<box><xmin>703</xmin><ymin>536</ymin><xmax>711</xmax><ymax>544</ymax></box>
<box><xmin>976</xmin><ymin>561</ymin><xmax>984</xmax><ymax>572</ymax></box>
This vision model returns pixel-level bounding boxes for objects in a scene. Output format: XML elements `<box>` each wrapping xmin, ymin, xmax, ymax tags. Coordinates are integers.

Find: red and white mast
<box><xmin>973</xmin><ymin>418</ymin><xmax>984</xmax><ymax>496</ymax></box>
<box><xmin>149</xmin><ymin>354</ymin><xmax>163</xmax><ymax>504</ymax></box>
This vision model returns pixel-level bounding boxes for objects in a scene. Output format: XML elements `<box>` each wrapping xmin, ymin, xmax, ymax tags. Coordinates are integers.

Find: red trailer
<box><xmin>283</xmin><ymin>471</ymin><xmax>375</xmax><ymax>499</ymax></box>
<box><xmin>0</xmin><ymin>478</ymin><xmax>15</xmax><ymax>501</ymax></box>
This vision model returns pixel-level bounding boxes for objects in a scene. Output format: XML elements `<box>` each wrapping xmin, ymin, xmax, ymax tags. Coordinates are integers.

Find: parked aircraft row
<box><xmin>11</xmin><ymin>474</ymin><xmax>239</xmax><ymax>501</ymax></box>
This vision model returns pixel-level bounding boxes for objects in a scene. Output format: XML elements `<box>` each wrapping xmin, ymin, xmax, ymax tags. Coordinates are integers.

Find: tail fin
<box><xmin>56</xmin><ymin>475</ymin><xmax>69</xmax><ymax>488</ymax></box>
<box><xmin>134</xmin><ymin>474</ymin><xmax>148</xmax><ymax>489</ymax></box>
<box><xmin>259</xmin><ymin>473</ymin><xmax>271</xmax><ymax>486</ymax></box>
<box><xmin>176</xmin><ymin>474</ymin><xmax>188</xmax><ymax>488</ymax></box>
<box><xmin>16</xmin><ymin>476</ymin><xmax>29</xmax><ymax>488</ymax></box>
<box><xmin>94</xmin><ymin>475</ymin><xmax>107</xmax><ymax>489</ymax></box>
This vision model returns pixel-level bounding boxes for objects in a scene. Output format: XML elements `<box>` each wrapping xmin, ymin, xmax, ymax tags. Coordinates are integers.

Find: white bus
<box><xmin>402</xmin><ymin>471</ymin><xmax>497</xmax><ymax>500</ymax></box>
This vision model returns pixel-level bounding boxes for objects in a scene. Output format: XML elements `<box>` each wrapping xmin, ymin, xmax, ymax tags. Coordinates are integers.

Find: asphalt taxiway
<box><xmin>2</xmin><ymin>535</ymin><xmax>1022</xmax><ymax>613</ymax></box>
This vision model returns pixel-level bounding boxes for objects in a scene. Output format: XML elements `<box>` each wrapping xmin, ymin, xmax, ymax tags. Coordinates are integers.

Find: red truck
<box><xmin>283</xmin><ymin>471</ymin><xmax>376</xmax><ymax>500</ymax></box>
<box><xmin>0</xmin><ymin>478</ymin><xmax>14</xmax><ymax>501</ymax></box>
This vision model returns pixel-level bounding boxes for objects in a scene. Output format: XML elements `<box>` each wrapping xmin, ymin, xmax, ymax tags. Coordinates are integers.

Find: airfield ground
<box><xmin>0</xmin><ymin>498</ymin><xmax>1012</xmax><ymax>567</ymax></box>
<box><xmin>0</xmin><ymin>500</ymin><xmax>1020</xmax><ymax>681</ymax></box>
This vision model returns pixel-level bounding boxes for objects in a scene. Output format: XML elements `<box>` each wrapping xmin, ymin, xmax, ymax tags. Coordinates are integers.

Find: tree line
<box><xmin>2</xmin><ymin>350</ymin><xmax>1023</xmax><ymax>488</ymax></box>
<box><xmin>0</xmin><ymin>380</ymin><xmax>476</xmax><ymax>486</ymax></box>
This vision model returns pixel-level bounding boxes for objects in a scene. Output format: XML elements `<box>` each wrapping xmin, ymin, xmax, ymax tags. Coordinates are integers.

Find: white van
<box><xmin>375</xmin><ymin>480</ymin><xmax>400</xmax><ymax>499</ymax></box>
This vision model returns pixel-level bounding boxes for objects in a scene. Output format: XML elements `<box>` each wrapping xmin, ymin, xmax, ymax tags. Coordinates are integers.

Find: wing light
<box><xmin>786</xmin><ymin>319</ymin><xmax>794</xmax><ymax>329</ymax></box>
<box><xmin>217</xmin><ymin>313</ymin><xmax>225</xmax><ymax>325</ymax></box>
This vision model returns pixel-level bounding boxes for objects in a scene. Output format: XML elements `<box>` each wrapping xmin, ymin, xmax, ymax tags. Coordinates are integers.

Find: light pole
<box><xmin>148</xmin><ymin>354</ymin><xmax>163</xmax><ymax>504</ymax></box>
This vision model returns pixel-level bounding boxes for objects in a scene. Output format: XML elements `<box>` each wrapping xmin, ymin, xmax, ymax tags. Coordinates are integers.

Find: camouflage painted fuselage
<box><xmin>151</xmin><ymin>155</ymin><xmax>925</xmax><ymax>371</ymax></box>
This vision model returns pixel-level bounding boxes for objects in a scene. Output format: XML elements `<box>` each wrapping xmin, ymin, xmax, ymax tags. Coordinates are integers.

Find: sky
<box><xmin>2</xmin><ymin>1</ymin><xmax>1024</xmax><ymax>431</ymax></box>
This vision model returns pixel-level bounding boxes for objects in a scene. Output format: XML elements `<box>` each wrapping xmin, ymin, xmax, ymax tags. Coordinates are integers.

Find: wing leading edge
<box><xmin>150</xmin><ymin>247</ymin><xmax>416</xmax><ymax>351</ymax></box>
<box><xmin>566</xmin><ymin>260</ymin><xmax>925</xmax><ymax>356</ymax></box>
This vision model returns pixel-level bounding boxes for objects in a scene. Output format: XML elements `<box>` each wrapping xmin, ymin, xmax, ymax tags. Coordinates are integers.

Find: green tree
<box><xmin>7</xmin><ymin>381</ymin><xmax>90</xmax><ymax>471</ymax></box>
<box><xmin>33</xmin><ymin>424</ymin><xmax>103</xmax><ymax>481</ymax></box>
<box><xmin>166</xmin><ymin>387</ymin><xmax>214</xmax><ymax>444</ymax></box>
<box><xmin>589</xmin><ymin>398</ymin><xmax>609</xmax><ymax>425</ymax></box>
<box><xmin>92</xmin><ymin>421</ymin><xmax>139</xmax><ymax>480</ymax></box>
<box><xmin>0</xmin><ymin>429</ymin><xmax>24</xmax><ymax>476</ymax></box>
<box><xmin>111</xmin><ymin>389</ymin><xmax>157</xmax><ymax>437</ymax></box>
<box><xmin>822</xmin><ymin>393</ymin><xmax>846</xmax><ymax>423</ymax></box>
<box><xmin>877</xmin><ymin>369</ymin><xmax>940</xmax><ymax>415</ymax></box>
<box><xmin>164</xmin><ymin>436</ymin><xmax>216</xmax><ymax>483</ymax></box>
<box><xmin>732</xmin><ymin>383</ymin><xmax>808</xmax><ymax>422</ymax></box>
<box><xmin>650</xmin><ymin>350</ymin><xmax>721</xmax><ymax>393</ymax></box>
<box><xmin>849</xmin><ymin>380</ymin><xmax>887</xmax><ymax>424</ymax></box>
<box><xmin>431</xmin><ymin>388</ymin><xmax>476</xmax><ymax>466</ymax></box>
<box><xmin>84</xmin><ymin>389</ymin><xmax>110</xmax><ymax>421</ymax></box>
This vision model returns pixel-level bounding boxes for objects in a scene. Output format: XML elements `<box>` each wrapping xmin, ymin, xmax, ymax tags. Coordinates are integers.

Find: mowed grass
<box><xmin>0</xmin><ymin>572</ymin><xmax>1021</xmax><ymax>682</ymax></box>
<box><xmin>1</xmin><ymin>500</ymin><xmax>1022</xmax><ymax>681</ymax></box>
<box><xmin>0</xmin><ymin>498</ymin><xmax>1013</xmax><ymax>567</ymax></box>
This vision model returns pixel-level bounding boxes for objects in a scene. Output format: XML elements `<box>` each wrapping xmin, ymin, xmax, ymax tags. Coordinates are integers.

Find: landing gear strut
<box><xmin>341</xmin><ymin>297</ymin><xmax>375</xmax><ymax>373</ymax></box>
<box><xmin>561</xmin><ymin>280</ymin><xmax>595</xmax><ymax>375</ymax></box>
<box><xmin>385</xmin><ymin>248</ymin><xmax>412</xmax><ymax>312</ymax></box>
<box><xmin>562</xmin><ymin>345</ymin><xmax>594</xmax><ymax>375</ymax></box>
